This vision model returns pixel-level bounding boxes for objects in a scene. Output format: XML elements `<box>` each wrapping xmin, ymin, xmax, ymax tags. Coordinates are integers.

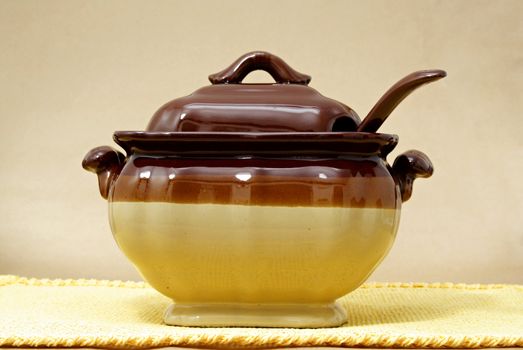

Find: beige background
<box><xmin>0</xmin><ymin>0</ymin><xmax>521</xmax><ymax>283</ymax></box>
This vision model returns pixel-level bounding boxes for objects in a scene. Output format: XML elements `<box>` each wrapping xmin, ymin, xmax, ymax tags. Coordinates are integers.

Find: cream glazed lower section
<box><xmin>109</xmin><ymin>202</ymin><xmax>400</xmax><ymax>327</ymax></box>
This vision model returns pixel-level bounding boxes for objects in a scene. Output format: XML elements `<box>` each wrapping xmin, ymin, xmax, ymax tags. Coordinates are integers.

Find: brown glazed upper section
<box><xmin>110</xmin><ymin>155</ymin><xmax>401</xmax><ymax>209</ymax></box>
<box><xmin>109</xmin><ymin>132</ymin><xmax>402</xmax><ymax>208</ymax></box>
<box><xmin>146</xmin><ymin>51</ymin><xmax>361</xmax><ymax>133</ymax></box>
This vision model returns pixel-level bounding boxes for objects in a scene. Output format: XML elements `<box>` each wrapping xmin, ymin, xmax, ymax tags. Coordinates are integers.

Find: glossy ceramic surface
<box><xmin>83</xmin><ymin>51</ymin><xmax>444</xmax><ymax>327</ymax></box>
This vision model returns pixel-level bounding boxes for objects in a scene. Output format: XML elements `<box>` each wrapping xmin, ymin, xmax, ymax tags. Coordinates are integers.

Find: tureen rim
<box><xmin>112</xmin><ymin>131</ymin><xmax>398</xmax><ymax>157</ymax></box>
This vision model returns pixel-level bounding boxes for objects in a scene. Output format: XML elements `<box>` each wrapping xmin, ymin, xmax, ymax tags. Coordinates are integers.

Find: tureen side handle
<box><xmin>82</xmin><ymin>146</ymin><xmax>125</xmax><ymax>199</ymax></box>
<box><xmin>392</xmin><ymin>150</ymin><xmax>433</xmax><ymax>202</ymax></box>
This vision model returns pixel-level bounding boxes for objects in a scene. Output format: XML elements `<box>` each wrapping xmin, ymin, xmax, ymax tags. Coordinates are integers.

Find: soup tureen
<box><xmin>83</xmin><ymin>51</ymin><xmax>445</xmax><ymax>328</ymax></box>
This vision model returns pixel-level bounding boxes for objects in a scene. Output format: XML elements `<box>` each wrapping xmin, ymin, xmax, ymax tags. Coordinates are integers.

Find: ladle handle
<box><xmin>357</xmin><ymin>70</ymin><xmax>446</xmax><ymax>132</ymax></box>
<box><xmin>208</xmin><ymin>51</ymin><xmax>311</xmax><ymax>85</ymax></box>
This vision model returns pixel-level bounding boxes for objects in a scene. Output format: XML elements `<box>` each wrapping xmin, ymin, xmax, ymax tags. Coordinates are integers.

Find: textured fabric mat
<box><xmin>0</xmin><ymin>275</ymin><xmax>522</xmax><ymax>349</ymax></box>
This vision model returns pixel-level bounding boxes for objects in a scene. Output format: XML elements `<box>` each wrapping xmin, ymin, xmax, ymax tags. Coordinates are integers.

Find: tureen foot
<box><xmin>164</xmin><ymin>301</ymin><xmax>347</xmax><ymax>328</ymax></box>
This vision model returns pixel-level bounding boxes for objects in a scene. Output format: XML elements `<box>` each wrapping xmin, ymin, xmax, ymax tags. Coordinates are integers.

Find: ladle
<box><xmin>357</xmin><ymin>70</ymin><xmax>446</xmax><ymax>133</ymax></box>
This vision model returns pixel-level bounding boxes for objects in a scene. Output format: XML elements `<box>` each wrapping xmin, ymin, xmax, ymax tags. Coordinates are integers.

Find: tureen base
<box><xmin>164</xmin><ymin>301</ymin><xmax>347</xmax><ymax>328</ymax></box>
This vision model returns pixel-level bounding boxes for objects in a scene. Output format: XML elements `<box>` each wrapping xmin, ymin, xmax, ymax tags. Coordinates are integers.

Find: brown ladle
<box><xmin>357</xmin><ymin>69</ymin><xmax>447</xmax><ymax>133</ymax></box>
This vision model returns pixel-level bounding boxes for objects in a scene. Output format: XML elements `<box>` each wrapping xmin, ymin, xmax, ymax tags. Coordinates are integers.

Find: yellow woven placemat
<box><xmin>1</xmin><ymin>275</ymin><xmax>522</xmax><ymax>349</ymax></box>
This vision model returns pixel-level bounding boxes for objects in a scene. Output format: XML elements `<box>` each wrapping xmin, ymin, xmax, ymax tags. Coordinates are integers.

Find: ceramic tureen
<box><xmin>83</xmin><ymin>51</ymin><xmax>446</xmax><ymax>328</ymax></box>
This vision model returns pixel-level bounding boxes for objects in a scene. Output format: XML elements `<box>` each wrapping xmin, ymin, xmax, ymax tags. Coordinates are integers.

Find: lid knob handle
<box><xmin>209</xmin><ymin>51</ymin><xmax>311</xmax><ymax>85</ymax></box>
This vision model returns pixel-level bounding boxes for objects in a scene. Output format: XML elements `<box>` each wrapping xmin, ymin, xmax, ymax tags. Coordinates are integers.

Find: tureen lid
<box><xmin>146</xmin><ymin>51</ymin><xmax>361</xmax><ymax>133</ymax></box>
